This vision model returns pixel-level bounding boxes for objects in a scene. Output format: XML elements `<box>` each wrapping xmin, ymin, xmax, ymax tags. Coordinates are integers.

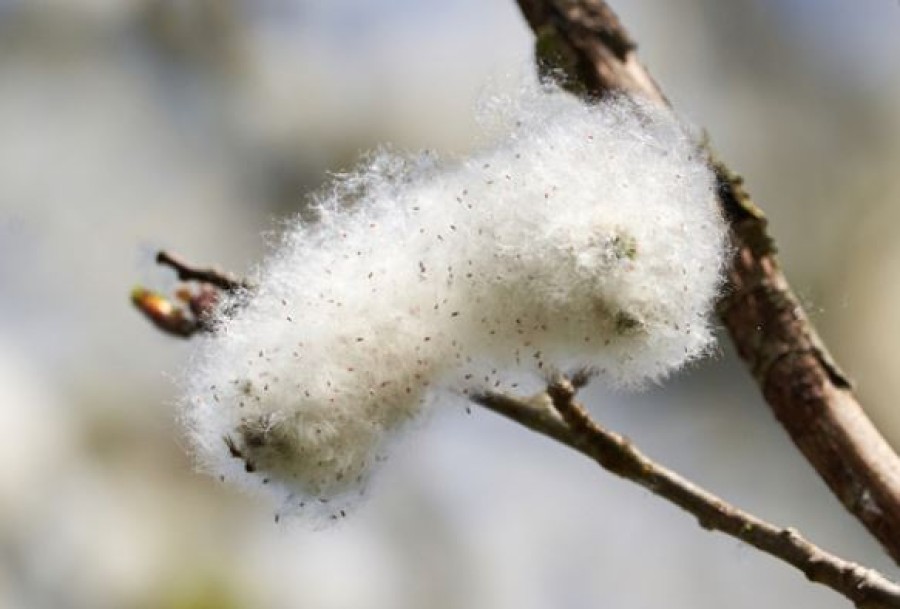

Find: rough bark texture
<box><xmin>517</xmin><ymin>0</ymin><xmax>900</xmax><ymax>564</ymax></box>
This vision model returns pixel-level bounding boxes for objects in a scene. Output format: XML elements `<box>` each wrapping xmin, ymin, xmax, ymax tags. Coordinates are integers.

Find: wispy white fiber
<box><xmin>182</xmin><ymin>81</ymin><xmax>728</xmax><ymax>521</ymax></box>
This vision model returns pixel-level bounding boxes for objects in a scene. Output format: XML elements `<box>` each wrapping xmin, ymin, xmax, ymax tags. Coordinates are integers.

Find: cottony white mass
<box><xmin>181</xmin><ymin>81</ymin><xmax>728</xmax><ymax>521</ymax></box>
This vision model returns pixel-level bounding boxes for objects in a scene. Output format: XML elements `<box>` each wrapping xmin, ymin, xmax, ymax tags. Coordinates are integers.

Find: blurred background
<box><xmin>1</xmin><ymin>0</ymin><xmax>899</xmax><ymax>607</ymax></box>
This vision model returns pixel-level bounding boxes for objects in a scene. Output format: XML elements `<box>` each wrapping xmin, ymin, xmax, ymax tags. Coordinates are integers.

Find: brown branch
<box><xmin>472</xmin><ymin>378</ymin><xmax>900</xmax><ymax>609</ymax></box>
<box><xmin>515</xmin><ymin>0</ymin><xmax>900</xmax><ymax>565</ymax></box>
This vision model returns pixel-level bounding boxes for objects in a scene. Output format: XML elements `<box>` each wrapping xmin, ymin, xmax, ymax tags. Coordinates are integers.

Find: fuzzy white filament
<box><xmin>182</xmin><ymin>84</ymin><xmax>728</xmax><ymax>521</ymax></box>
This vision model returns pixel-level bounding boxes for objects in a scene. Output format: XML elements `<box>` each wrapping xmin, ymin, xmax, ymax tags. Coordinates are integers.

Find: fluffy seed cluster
<box><xmin>182</xmin><ymin>83</ymin><xmax>728</xmax><ymax>521</ymax></box>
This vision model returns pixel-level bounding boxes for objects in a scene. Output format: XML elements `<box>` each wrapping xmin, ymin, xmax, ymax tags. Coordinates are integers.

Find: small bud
<box><xmin>131</xmin><ymin>287</ymin><xmax>196</xmax><ymax>337</ymax></box>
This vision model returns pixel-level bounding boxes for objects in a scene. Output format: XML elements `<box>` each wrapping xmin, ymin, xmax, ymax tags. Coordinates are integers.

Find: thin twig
<box><xmin>156</xmin><ymin>250</ymin><xmax>251</xmax><ymax>292</ymax></box>
<box><xmin>515</xmin><ymin>0</ymin><xmax>900</xmax><ymax>565</ymax></box>
<box><xmin>473</xmin><ymin>378</ymin><xmax>900</xmax><ymax>609</ymax></box>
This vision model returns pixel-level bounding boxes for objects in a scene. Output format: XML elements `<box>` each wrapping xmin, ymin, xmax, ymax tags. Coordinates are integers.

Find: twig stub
<box><xmin>156</xmin><ymin>250</ymin><xmax>250</xmax><ymax>292</ymax></box>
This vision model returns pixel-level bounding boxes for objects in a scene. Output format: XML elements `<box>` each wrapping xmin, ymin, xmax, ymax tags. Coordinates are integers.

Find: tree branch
<box><xmin>472</xmin><ymin>377</ymin><xmax>900</xmax><ymax>609</ymax></box>
<box><xmin>516</xmin><ymin>0</ymin><xmax>900</xmax><ymax>565</ymax></box>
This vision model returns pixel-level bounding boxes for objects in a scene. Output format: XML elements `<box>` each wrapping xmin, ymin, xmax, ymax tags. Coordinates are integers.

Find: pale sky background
<box><xmin>1</xmin><ymin>1</ymin><xmax>900</xmax><ymax>608</ymax></box>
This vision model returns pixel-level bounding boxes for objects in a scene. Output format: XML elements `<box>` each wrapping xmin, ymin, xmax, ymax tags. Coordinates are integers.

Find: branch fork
<box><xmin>128</xmin><ymin>2</ymin><xmax>900</xmax><ymax>604</ymax></box>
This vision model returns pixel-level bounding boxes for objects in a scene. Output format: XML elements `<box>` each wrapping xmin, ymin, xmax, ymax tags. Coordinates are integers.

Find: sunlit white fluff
<box><xmin>182</xmin><ymin>81</ymin><xmax>728</xmax><ymax>521</ymax></box>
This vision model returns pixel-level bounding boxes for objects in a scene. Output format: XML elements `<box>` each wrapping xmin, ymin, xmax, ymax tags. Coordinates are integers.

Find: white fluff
<box><xmin>181</xmin><ymin>82</ymin><xmax>727</xmax><ymax>521</ymax></box>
